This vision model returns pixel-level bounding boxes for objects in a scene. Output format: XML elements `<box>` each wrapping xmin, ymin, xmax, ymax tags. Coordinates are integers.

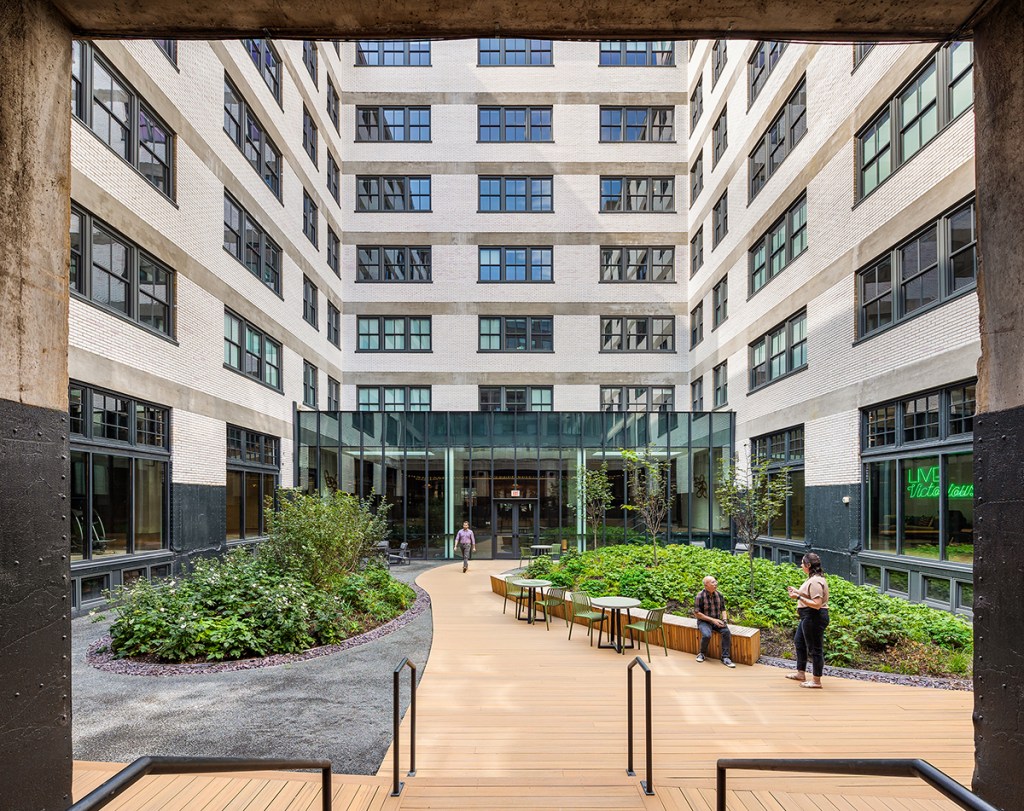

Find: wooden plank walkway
<box><xmin>73</xmin><ymin>558</ymin><xmax>975</xmax><ymax>809</ymax></box>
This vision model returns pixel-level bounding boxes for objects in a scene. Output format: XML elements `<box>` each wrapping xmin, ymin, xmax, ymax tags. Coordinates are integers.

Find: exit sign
<box><xmin>511</xmin><ymin>488</ymin><xmax>521</xmax><ymax>497</ymax></box>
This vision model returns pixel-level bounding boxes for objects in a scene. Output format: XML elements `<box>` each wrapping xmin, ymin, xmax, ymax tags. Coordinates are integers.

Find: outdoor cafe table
<box><xmin>590</xmin><ymin>596</ymin><xmax>642</xmax><ymax>653</ymax></box>
<box><xmin>512</xmin><ymin>578</ymin><xmax>551</xmax><ymax>625</ymax></box>
<box><xmin>530</xmin><ymin>543</ymin><xmax>557</xmax><ymax>558</ymax></box>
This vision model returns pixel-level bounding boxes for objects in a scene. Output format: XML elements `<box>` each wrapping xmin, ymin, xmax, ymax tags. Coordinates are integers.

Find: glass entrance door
<box><xmin>494</xmin><ymin>500</ymin><xmax>538</xmax><ymax>558</ymax></box>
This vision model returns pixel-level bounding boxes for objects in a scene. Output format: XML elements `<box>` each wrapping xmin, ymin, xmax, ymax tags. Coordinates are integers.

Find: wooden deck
<box><xmin>74</xmin><ymin>558</ymin><xmax>975</xmax><ymax>810</ymax></box>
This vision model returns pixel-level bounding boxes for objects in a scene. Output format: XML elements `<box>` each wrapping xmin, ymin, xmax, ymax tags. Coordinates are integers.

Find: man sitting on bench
<box><xmin>694</xmin><ymin>575</ymin><xmax>736</xmax><ymax>668</ymax></box>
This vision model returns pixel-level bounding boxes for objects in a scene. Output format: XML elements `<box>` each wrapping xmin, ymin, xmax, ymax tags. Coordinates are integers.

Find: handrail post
<box><xmin>716</xmin><ymin>763</ymin><xmax>726</xmax><ymax>811</ymax></box>
<box><xmin>391</xmin><ymin>657</ymin><xmax>417</xmax><ymax>797</ymax></box>
<box><xmin>626</xmin><ymin>657</ymin><xmax>654</xmax><ymax>796</ymax></box>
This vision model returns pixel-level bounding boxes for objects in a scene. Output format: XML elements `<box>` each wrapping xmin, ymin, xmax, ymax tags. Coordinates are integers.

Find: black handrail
<box><xmin>68</xmin><ymin>755</ymin><xmax>332</xmax><ymax>811</ymax></box>
<box><xmin>626</xmin><ymin>656</ymin><xmax>654</xmax><ymax>796</ymax></box>
<box><xmin>715</xmin><ymin>758</ymin><xmax>998</xmax><ymax>811</ymax></box>
<box><xmin>391</xmin><ymin>657</ymin><xmax>418</xmax><ymax>797</ymax></box>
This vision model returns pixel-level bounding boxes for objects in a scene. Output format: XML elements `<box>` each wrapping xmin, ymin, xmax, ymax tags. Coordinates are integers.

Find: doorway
<box><xmin>494</xmin><ymin>500</ymin><xmax>538</xmax><ymax>558</ymax></box>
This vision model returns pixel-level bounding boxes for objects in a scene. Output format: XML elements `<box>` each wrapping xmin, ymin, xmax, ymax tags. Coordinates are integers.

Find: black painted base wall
<box><xmin>171</xmin><ymin>482</ymin><xmax>227</xmax><ymax>564</ymax></box>
<box><xmin>0</xmin><ymin>399</ymin><xmax>71</xmax><ymax>811</ymax></box>
<box><xmin>804</xmin><ymin>484</ymin><xmax>860</xmax><ymax>580</ymax></box>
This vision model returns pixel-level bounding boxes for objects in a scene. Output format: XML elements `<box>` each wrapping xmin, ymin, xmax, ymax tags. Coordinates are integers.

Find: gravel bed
<box><xmin>758</xmin><ymin>654</ymin><xmax>972</xmax><ymax>691</ymax></box>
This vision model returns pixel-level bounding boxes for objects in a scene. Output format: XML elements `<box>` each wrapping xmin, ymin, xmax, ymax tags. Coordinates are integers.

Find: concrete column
<box><xmin>973</xmin><ymin>1</ymin><xmax>1024</xmax><ymax>808</ymax></box>
<box><xmin>0</xmin><ymin>1</ymin><xmax>73</xmax><ymax>809</ymax></box>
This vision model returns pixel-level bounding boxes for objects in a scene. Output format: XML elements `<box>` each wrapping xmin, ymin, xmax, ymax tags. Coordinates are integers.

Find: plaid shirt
<box><xmin>695</xmin><ymin>589</ymin><xmax>726</xmax><ymax>620</ymax></box>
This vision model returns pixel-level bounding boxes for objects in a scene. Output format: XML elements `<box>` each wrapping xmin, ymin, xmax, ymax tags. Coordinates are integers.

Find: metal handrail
<box><xmin>68</xmin><ymin>755</ymin><xmax>332</xmax><ymax>811</ymax></box>
<box><xmin>626</xmin><ymin>657</ymin><xmax>654</xmax><ymax>796</ymax></box>
<box><xmin>391</xmin><ymin>657</ymin><xmax>418</xmax><ymax>797</ymax></box>
<box><xmin>715</xmin><ymin>758</ymin><xmax>998</xmax><ymax>811</ymax></box>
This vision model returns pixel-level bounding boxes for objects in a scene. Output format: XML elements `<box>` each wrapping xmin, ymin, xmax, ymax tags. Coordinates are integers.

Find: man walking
<box><xmin>456</xmin><ymin>520</ymin><xmax>476</xmax><ymax>573</ymax></box>
<box><xmin>694</xmin><ymin>575</ymin><xmax>735</xmax><ymax>667</ymax></box>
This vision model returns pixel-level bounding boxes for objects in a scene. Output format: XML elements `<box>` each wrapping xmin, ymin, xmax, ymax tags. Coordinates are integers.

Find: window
<box><xmin>357</xmin><ymin>246</ymin><xmax>432</xmax><ymax>282</ymax></box>
<box><xmin>857</xmin><ymin>198</ymin><xmax>975</xmax><ymax>338</ymax></box>
<box><xmin>601</xmin><ymin>386</ymin><xmax>674</xmax><ymax>412</ymax></box>
<box><xmin>327</xmin><ymin>78</ymin><xmax>339</xmax><ymax>130</ymax></box>
<box><xmin>302</xmin><ymin>276</ymin><xmax>318</xmax><ymax>328</ymax></box>
<box><xmin>691</xmin><ymin>378</ymin><xmax>704</xmax><ymax>411</ymax></box>
<box><xmin>713</xmin><ymin>276</ymin><xmax>728</xmax><ymax>327</ymax></box>
<box><xmin>358</xmin><ymin>386</ymin><xmax>432</xmax><ymax>411</ymax></box>
<box><xmin>302</xmin><ymin>106</ymin><xmax>318</xmax><ymax>164</ymax></box>
<box><xmin>752</xmin><ymin>426</ymin><xmax>805</xmax><ymax>540</ymax></box>
<box><xmin>357</xmin><ymin>316</ymin><xmax>432</xmax><ymax>352</ymax></box>
<box><xmin>479</xmin><ymin>316</ymin><xmax>553</xmax><ymax>352</ymax></box>
<box><xmin>748</xmin><ymin>41</ymin><xmax>786</xmax><ymax>103</ymax></box>
<box><xmin>327</xmin><ymin>302</ymin><xmax>340</xmax><ymax>346</ymax></box>
<box><xmin>749</xmin><ymin>77</ymin><xmax>807</xmax><ymax>199</ymax></box>
<box><xmin>479</xmin><ymin>176</ymin><xmax>552</xmax><ymax>212</ymax></box>
<box><xmin>71</xmin><ymin>42</ymin><xmax>174</xmax><ymax>197</ymax></box>
<box><xmin>69</xmin><ymin>382</ymin><xmax>170</xmax><ymax>562</ymax></box>
<box><xmin>690</xmin><ymin>151</ymin><xmax>704</xmax><ymax>205</ymax></box>
<box><xmin>600</xmin><ymin>176</ymin><xmax>674</xmax><ymax>212</ymax></box>
<box><xmin>690</xmin><ymin>302</ymin><xmax>704</xmax><ymax>348</ymax></box>
<box><xmin>479</xmin><ymin>247</ymin><xmax>553</xmax><ymax>282</ymax></box>
<box><xmin>224</xmin><ymin>309</ymin><xmax>282</xmax><ymax>390</ymax></box>
<box><xmin>223</xmin><ymin>192</ymin><xmax>282</xmax><ymax>294</ymax></box>
<box><xmin>690</xmin><ymin>79</ymin><xmax>703</xmax><ymax>132</ymax></box>
<box><xmin>356</xmin><ymin>40</ymin><xmax>431</xmax><ymax>66</ymax></box>
<box><xmin>70</xmin><ymin>205</ymin><xmax>174</xmax><ymax>337</ymax></box>
<box><xmin>303</xmin><ymin>361</ymin><xmax>318</xmax><ymax>407</ymax></box>
<box><xmin>600</xmin><ymin>316</ymin><xmax>675</xmax><ymax>352</ymax></box>
<box><xmin>327</xmin><ymin>227</ymin><xmax>340</xmax><ymax>275</ymax></box>
<box><xmin>857</xmin><ymin>43</ymin><xmax>972</xmax><ymax>198</ymax></box>
<box><xmin>327</xmin><ymin>378</ymin><xmax>341</xmax><ymax>411</ymax></box>
<box><xmin>356</xmin><ymin>176</ymin><xmax>431</xmax><ymax>211</ymax></box>
<box><xmin>712</xmin><ymin>192</ymin><xmax>728</xmax><ymax>247</ymax></box>
<box><xmin>600</xmin><ymin>247</ymin><xmax>674</xmax><ymax>282</ymax></box>
<box><xmin>712</xmin><ymin>107</ymin><xmax>728</xmax><ymax>165</ymax></box>
<box><xmin>226</xmin><ymin>425</ymin><xmax>279</xmax><ymax>542</ymax></box>
<box><xmin>599</xmin><ymin>41</ymin><xmax>674</xmax><ymax>66</ymax></box>
<box><xmin>600</xmin><ymin>106</ymin><xmax>674</xmax><ymax>142</ymax></box>
<box><xmin>479</xmin><ymin>106</ymin><xmax>552</xmax><ymax>141</ymax></box>
<box><xmin>853</xmin><ymin>42</ymin><xmax>876</xmax><ymax>68</ymax></box>
<box><xmin>479</xmin><ymin>386</ymin><xmax>553</xmax><ymax>412</ymax></box>
<box><xmin>690</xmin><ymin>228</ymin><xmax>704</xmax><ymax>275</ymax></box>
<box><xmin>327</xmin><ymin>153</ymin><xmax>340</xmax><ymax>203</ymax></box>
<box><xmin>154</xmin><ymin>39</ymin><xmax>177</xmax><ymax>65</ymax></box>
<box><xmin>302</xmin><ymin>191</ymin><xmax>318</xmax><ymax>247</ymax></box>
<box><xmin>242</xmin><ymin>39</ymin><xmax>281</xmax><ymax>101</ymax></box>
<box><xmin>749</xmin><ymin>310</ymin><xmax>807</xmax><ymax>391</ymax></box>
<box><xmin>223</xmin><ymin>77</ymin><xmax>282</xmax><ymax>197</ymax></box>
<box><xmin>863</xmin><ymin>383</ymin><xmax>976</xmax><ymax>451</ymax></box>
<box><xmin>478</xmin><ymin>38</ymin><xmax>553</xmax><ymax>65</ymax></box>
<box><xmin>749</xmin><ymin>193</ymin><xmax>807</xmax><ymax>293</ymax></box>
<box><xmin>711</xmin><ymin>40</ymin><xmax>727</xmax><ymax>86</ymax></box>
<box><xmin>356</xmin><ymin>106</ymin><xmax>432</xmax><ymax>141</ymax></box>
<box><xmin>302</xmin><ymin>40</ymin><xmax>318</xmax><ymax>84</ymax></box>
<box><xmin>713</xmin><ymin>361</ymin><xmax>728</xmax><ymax>407</ymax></box>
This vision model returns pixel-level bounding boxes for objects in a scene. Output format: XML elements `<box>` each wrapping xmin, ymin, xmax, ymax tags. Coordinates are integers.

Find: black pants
<box><xmin>697</xmin><ymin>620</ymin><xmax>731</xmax><ymax>659</ymax></box>
<box><xmin>795</xmin><ymin>607</ymin><xmax>830</xmax><ymax>677</ymax></box>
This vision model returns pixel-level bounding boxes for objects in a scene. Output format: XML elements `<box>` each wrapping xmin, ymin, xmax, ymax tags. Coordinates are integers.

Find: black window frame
<box><xmin>154</xmin><ymin>39</ymin><xmax>177</xmax><ymax>66</ymax></box>
<box><xmin>302</xmin><ymin>190</ymin><xmax>318</xmax><ymax>247</ymax></box>
<box><xmin>599</xmin><ymin>106</ymin><xmax>674</xmax><ymax>142</ymax></box>
<box><xmin>853</xmin><ymin>42</ymin><xmax>876</xmax><ymax>69</ymax></box>
<box><xmin>690</xmin><ymin>150</ymin><xmax>704</xmax><ymax>206</ymax></box>
<box><xmin>600</xmin><ymin>316</ymin><xmax>676</xmax><ymax>353</ymax></box>
<box><xmin>241</xmin><ymin>38</ymin><xmax>282</xmax><ymax>102</ymax></box>
<box><xmin>358</xmin><ymin>386</ymin><xmax>432</xmax><ymax>411</ymax></box>
<box><xmin>302</xmin><ymin>40</ymin><xmax>318</xmax><ymax>85</ymax></box>
<box><xmin>478</xmin><ymin>316</ymin><xmax>554</xmax><ymax>353</ymax></box>
<box><xmin>748</xmin><ymin>192</ymin><xmax>808</xmax><ymax>295</ymax></box>
<box><xmin>690</xmin><ymin>227</ymin><xmax>704</xmax><ymax>276</ymax></box>
<box><xmin>327</xmin><ymin>301</ymin><xmax>340</xmax><ymax>347</ymax></box>
<box><xmin>712</xmin><ymin>276</ymin><xmax>728</xmax><ymax>328</ymax></box>
<box><xmin>302</xmin><ymin>275</ymin><xmax>318</xmax><ymax>329</ymax></box>
<box><xmin>327</xmin><ymin>377</ymin><xmax>341</xmax><ymax>411</ymax></box>
<box><xmin>478</xmin><ymin>106</ymin><xmax>552</xmax><ymax>142</ymax></box>
<box><xmin>598</xmin><ymin>41</ymin><xmax>675</xmax><ymax>67</ymax></box>
<box><xmin>478</xmin><ymin>386</ymin><xmax>554</xmax><ymax>412</ymax></box>
<box><xmin>711</xmin><ymin>40</ymin><xmax>727</xmax><ymax>87</ymax></box>
<box><xmin>222</xmin><ymin>191</ymin><xmax>282</xmax><ymax>295</ymax></box>
<box><xmin>223</xmin><ymin>308</ymin><xmax>283</xmax><ymax>391</ymax></box>
<box><xmin>690</xmin><ymin>78</ymin><xmax>703</xmax><ymax>133</ymax></box>
<box><xmin>748</xmin><ymin>309</ymin><xmax>808</xmax><ymax>392</ymax></box>
<box><xmin>356</xmin><ymin>246</ymin><xmax>433</xmax><ymax>282</ymax></box>
<box><xmin>223</xmin><ymin>75</ymin><xmax>282</xmax><ymax>198</ymax></box>
<box><xmin>356</xmin><ymin>175</ymin><xmax>432</xmax><ymax>212</ymax></box>
<box><xmin>712</xmin><ymin>191</ymin><xmax>729</xmax><ymax>248</ymax></box>
<box><xmin>326</xmin><ymin>152</ymin><xmax>340</xmax><ymax>203</ymax></box>
<box><xmin>303</xmin><ymin>361</ymin><xmax>318</xmax><ymax>408</ymax></box>
<box><xmin>712</xmin><ymin>106</ymin><xmax>728</xmax><ymax>166</ymax></box>
<box><xmin>327</xmin><ymin>227</ymin><xmax>340</xmax><ymax>275</ymax></box>
<box><xmin>713</xmin><ymin>361</ymin><xmax>729</xmax><ymax>407</ymax></box>
<box><xmin>478</xmin><ymin>175</ymin><xmax>553</xmax><ymax>213</ymax></box>
<box><xmin>599</xmin><ymin>246</ymin><xmax>675</xmax><ymax>283</ymax></box>
<box><xmin>690</xmin><ymin>301</ymin><xmax>704</xmax><ymax>348</ymax></box>
<box><xmin>356</xmin><ymin>105</ymin><xmax>432</xmax><ymax>142</ymax></box>
<box><xmin>748</xmin><ymin>41</ymin><xmax>787</xmax><ymax>105</ymax></box>
<box><xmin>600</xmin><ymin>176</ymin><xmax>675</xmax><ymax>212</ymax></box>
<box><xmin>691</xmin><ymin>378</ymin><xmax>704</xmax><ymax>411</ymax></box>
<box><xmin>302</xmin><ymin>105</ymin><xmax>318</xmax><ymax>165</ymax></box>
<box><xmin>600</xmin><ymin>386</ymin><xmax>675</xmax><ymax>413</ymax></box>
<box><xmin>748</xmin><ymin>76</ymin><xmax>807</xmax><ymax>200</ymax></box>
<box><xmin>751</xmin><ymin>425</ymin><xmax>805</xmax><ymax>540</ymax></box>
<box><xmin>478</xmin><ymin>246</ymin><xmax>554</xmax><ymax>283</ymax></box>
<box><xmin>226</xmin><ymin>424</ymin><xmax>279</xmax><ymax>542</ymax></box>
<box><xmin>862</xmin><ymin>380</ymin><xmax>976</xmax><ymax>452</ymax></box>
<box><xmin>478</xmin><ymin>38</ymin><xmax>553</xmax><ymax>66</ymax></box>
<box><xmin>327</xmin><ymin>78</ymin><xmax>340</xmax><ymax>130</ymax></box>
<box><xmin>355</xmin><ymin>40</ymin><xmax>432</xmax><ymax>66</ymax></box>
<box><xmin>357</xmin><ymin>315</ymin><xmax>433</xmax><ymax>353</ymax></box>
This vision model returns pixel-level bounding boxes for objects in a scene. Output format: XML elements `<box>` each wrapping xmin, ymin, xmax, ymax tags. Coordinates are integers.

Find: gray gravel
<box><xmin>758</xmin><ymin>654</ymin><xmax>973</xmax><ymax>690</ymax></box>
<box><xmin>71</xmin><ymin>561</ymin><xmax>442</xmax><ymax>774</ymax></box>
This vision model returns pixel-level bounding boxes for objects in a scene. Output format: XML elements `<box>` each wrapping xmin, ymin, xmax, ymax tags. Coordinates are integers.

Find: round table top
<box><xmin>530</xmin><ymin>543</ymin><xmax>555</xmax><ymax>550</ymax></box>
<box><xmin>591</xmin><ymin>596</ymin><xmax>642</xmax><ymax>609</ymax></box>
<box><xmin>512</xmin><ymin>578</ymin><xmax>552</xmax><ymax>588</ymax></box>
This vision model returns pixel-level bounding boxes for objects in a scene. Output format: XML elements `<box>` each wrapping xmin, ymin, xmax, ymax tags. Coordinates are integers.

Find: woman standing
<box><xmin>786</xmin><ymin>552</ymin><xmax>830</xmax><ymax>688</ymax></box>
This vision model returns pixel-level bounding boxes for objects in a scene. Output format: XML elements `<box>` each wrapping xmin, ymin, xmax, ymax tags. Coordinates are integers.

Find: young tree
<box><xmin>621</xmin><ymin>446</ymin><xmax>671</xmax><ymax>565</ymax></box>
<box><xmin>715</xmin><ymin>455</ymin><xmax>792</xmax><ymax>597</ymax></box>
<box><xmin>572</xmin><ymin>463</ymin><xmax>614</xmax><ymax>551</ymax></box>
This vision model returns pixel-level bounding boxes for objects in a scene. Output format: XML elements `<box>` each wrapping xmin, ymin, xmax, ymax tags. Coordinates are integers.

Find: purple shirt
<box><xmin>456</xmin><ymin>528</ymin><xmax>475</xmax><ymax>545</ymax></box>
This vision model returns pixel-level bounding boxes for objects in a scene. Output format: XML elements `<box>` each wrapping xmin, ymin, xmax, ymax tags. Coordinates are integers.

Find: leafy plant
<box><xmin>571</xmin><ymin>463</ymin><xmax>614</xmax><ymax>551</ymax></box>
<box><xmin>621</xmin><ymin>446</ymin><xmax>671</xmax><ymax>565</ymax></box>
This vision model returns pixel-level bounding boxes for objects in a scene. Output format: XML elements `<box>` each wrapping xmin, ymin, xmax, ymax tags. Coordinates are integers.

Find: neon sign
<box><xmin>905</xmin><ymin>465</ymin><xmax>974</xmax><ymax>499</ymax></box>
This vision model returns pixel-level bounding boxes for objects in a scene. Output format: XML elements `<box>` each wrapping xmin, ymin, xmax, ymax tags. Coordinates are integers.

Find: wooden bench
<box><xmin>489</xmin><ymin>575</ymin><xmax>760</xmax><ymax>665</ymax></box>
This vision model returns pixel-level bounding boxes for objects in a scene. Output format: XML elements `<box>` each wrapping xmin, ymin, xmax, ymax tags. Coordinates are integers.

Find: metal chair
<box><xmin>534</xmin><ymin>586</ymin><xmax>568</xmax><ymax>630</ymax></box>
<box><xmin>388</xmin><ymin>541</ymin><xmax>411</xmax><ymax>565</ymax></box>
<box><xmin>624</xmin><ymin>607</ymin><xmax>669</xmax><ymax>659</ymax></box>
<box><xmin>503</xmin><ymin>575</ymin><xmax>526</xmax><ymax>615</ymax></box>
<box><xmin>568</xmin><ymin>591</ymin><xmax>607</xmax><ymax>646</ymax></box>
<box><xmin>519</xmin><ymin>546</ymin><xmax>535</xmax><ymax>567</ymax></box>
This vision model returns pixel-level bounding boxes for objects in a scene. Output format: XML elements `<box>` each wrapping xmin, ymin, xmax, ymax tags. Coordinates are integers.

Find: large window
<box><xmin>479</xmin><ymin>247</ymin><xmax>553</xmax><ymax>282</ymax></box>
<box><xmin>691</xmin><ymin>379</ymin><xmax>704</xmax><ymax>410</ymax></box>
<box><xmin>327</xmin><ymin>302</ymin><xmax>340</xmax><ymax>346</ymax></box>
<box><xmin>71</xmin><ymin>41</ymin><xmax>174</xmax><ymax>197</ymax></box>
<box><xmin>358</xmin><ymin>386</ymin><xmax>432</xmax><ymax>411</ymax></box>
<box><xmin>601</xmin><ymin>386</ymin><xmax>674</xmax><ymax>412</ymax></box>
<box><xmin>302</xmin><ymin>105</ymin><xmax>318</xmax><ymax>164</ymax></box>
<box><xmin>479</xmin><ymin>107</ymin><xmax>552</xmax><ymax>142</ymax></box>
<box><xmin>327</xmin><ymin>377</ymin><xmax>340</xmax><ymax>411</ymax></box>
<box><xmin>69</xmin><ymin>382</ymin><xmax>169</xmax><ymax>561</ymax></box>
<box><xmin>356</xmin><ymin>41</ymin><xmax>431</xmax><ymax>66</ymax></box>
<box><xmin>70</xmin><ymin>205</ymin><xmax>174</xmax><ymax>337</ymax></box>
<box><xmin>690</xmin><ymin>302</ymin><xmax>704</xmax><ymax>348</ymax></box>
<box><xmin>479</xmin><ymin>386</ymin><xmax>553</xmax><ymax>412</ymax></box>
<box><xmin>600</xmin><ymin>247</ymin><xmax>674</xmax><ymax>282</ymax></box>
<box><xmin>242</xmin><ymin>39</ymin><xmax>281</xmax><ymax>101</ymax></box>
<box><xmin>356</xmin><ymin>176</ymin><xmax>431</xmax><ymax>211</ymax></box>
<box><xmin>223</xmin><ymin>192</ymin><xmax>282</xmax><ymax>294</ymax></box>
<box><xmin>711</xmin><ymin>40</ymin><xmax>727</xmax><ymax>86</ymax></box>
<box><xmin>749</xmin><ymin>310</ymin><xmax>807</xmax><ymax>391</ymax></box>
<box><xmin>223</xmin><ymin>77</ymin><xmax>282</xmax><ymax>197</ymax></box>
<box><xmin>226</xmin><ymin>425</ymin><xmax>279</xmax><ymax>542</ymax></box>
<box><xmin>327</xmin><ymin>227</ymin><xmax>340</xmax><ymax>274</ymax></box>
<box><xmin>599</xmin><ymin>41</ymin><xmax>674</xmax><ymax>66</ymax></box>
<box><xmin>302</xmin><ymin>190</ymin><xmax>318</xmax><ymax>247</ymax></box>
<box><xmin>357</xmin><ymin>106</ymin><xmax>431</xmax><ymax>142</ymax></box>
<box><xmin>600</xmin><ymin>107</ymin><xmax>674</xmax><ymax>142</ymax></box>
<box><xmin>857</xmin><ymin>198</ymin><xmax>976</xmax><ymax>338</ymax></box>
<box><xmin>712</xmin><ymin>192</ymin><xmax>728</xmax><ymax>247</ymax></box>
<box><xmin>600</xmin><ymin>316</ymin><xmax>675</xmax><ymax>352</ymax></box>
<box><xmin>713</xmin><ymin>361</ymin><xmax>728</xmax><ymax>407</ymax></box>
<box><xmin>749</xmin><ymin>77</ymin><xmax>807</xmax><ymax>199</ymax></box>
<box><xmin>357</xmin><ymin>246</ymin><xmax>432</xmax><ymax>282</ymax></box>
<box><xmin>302</xmin><ymin>40</ymin><xmax>318</xmax><ymax>85</ymax></box>
<box><xmin>302</xmin><ymin>276</ymin><xmax>318</xmax><ymax>328</ymax></box>
<box><xmin>712</xmin><ymin>108</ymin><xmax>728</xmax><ymax>165</ymax></box>
<box><xmin>690</xmin><ymin>150</ymin><xmax>704</xmax><ymax>204</ymax></box>
<box><xmin>712</xmin><ymin>276</ymin><xmax>728</xmax><ymax>328</ymax></box>
<box><xmin>479</xmin><ymin>176</ymin><xmax>553</xmax><ymax>212</ymax></box>
<box><xmin>748</xmin><ymin>41</ymin><xmax>787</xmax><ymax>104</ymax></box>
<box><xmin>752</xmin><ymin>426</ymin><xmax>805</xmax><ymax>541</ymax></box>
<box><xmin>357</xmin><ymin>316</ymin><xmax>432</xmax><ymax>352</ymax></box>
<box><xmin>857</xmin><ymin>43</ymin><xmax>973</xmax><ymax>198</ymax></box>
<box><xmin>327</xmin><ymin>153</ymin><xmax>340</xmax><ymax>203</ymax></box>
<box><xmin>479</xmin><ymin>39</ymin><xmax>553</xmax><ymax>66</ymax></box>
<box><xmin>224</xmin><ymin>309</ymin><xmax>282</xmax><ymax>390</ymax></box>
<box><xmin>690</xmin><ymin>79</ymin><xmax>703</xmax><ymax>133</ymax></box>
<box><xmin>479</xmin><ymin>317</ymin><xmax>553</xmax><ymax>352</ymax></box>
<box><xmin>303</xmin><ymin>361</ymin><xmax>318</xmax><ymax>407</ymax></box>
<box><xmin>600</xmin><ymin>176</ymin><xmax>675</xmax><ymax>212</ymax></box>
<box><xmin>327</xmin><ymin>78</ymin><xmax>339</xmax><ymax>130</ymax></box>
<box><xmin>690</xmin><ymin>228</ymin><xmax>704</xmax><ymax>275</ymax></box>
<box><xmin>749</xmin><ymin>193</ymin><xmax>808</xmax><ymax>294</ymax></box>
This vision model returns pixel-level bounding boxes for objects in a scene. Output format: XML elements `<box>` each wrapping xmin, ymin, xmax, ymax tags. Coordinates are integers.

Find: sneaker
<box><xmin>695</xmin><ymin>653</ymin><xmax>705</xmax><ymax>663</ymax></box>
<box><xmin>722</xmin><ymin>657</ymin><xmax>736</xmax><ymax>668</ymax></box>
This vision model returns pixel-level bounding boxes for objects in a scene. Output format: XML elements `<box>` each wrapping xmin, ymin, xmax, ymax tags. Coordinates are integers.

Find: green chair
<box><xmin>624</xmin><ymin>607</ymin><xmax>669</xmax><ymax>659</ymax></box>
<box><xmin>534</xmin><ymin>587</ymin><xmax>568</xmax><ymax>630</ymax></box>
<box><xmin>519</xmin><ymin>546</ymin><xmax>535</xmax><ymax>567</ymax></box>
<box><xmin>503</xmin><ymin>576</ymin><xmax>526</xmax><ymax>616</ymax></box>
<box><xmin>568</xmin><ymin>591</ymin><xmax>607</xmax><ymax>646</ymax></box>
